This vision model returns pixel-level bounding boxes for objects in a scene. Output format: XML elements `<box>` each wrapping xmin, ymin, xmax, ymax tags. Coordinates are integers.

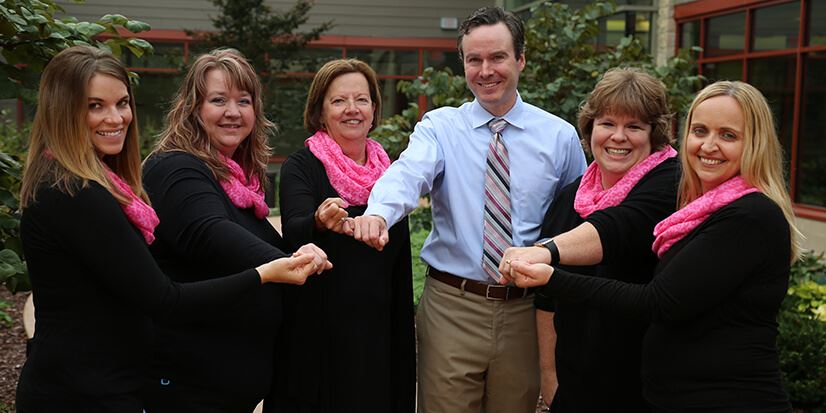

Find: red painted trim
<box><xmin>794</xmin><ymin>204</ymin><xmax>826</xmax><ymax>221</ymax></box>
<box><xmin>268</xmin><ymin>155</ymin><xmax>287</xmax><ymax>164</ymax></box>
<box><xmin>675</xmin><ymin>0</ymin><xmax>794</xmax><ymax>20</ymax></box>
<box><xmin>310</xmin><ymin>35</ymin><xmax>455</xmax><ymax>50</ymax></box>
<box><xmin>108</xmin><ymin>29</ymin><xmax>457</xmax><ymax>51</ymax></box>
<box><xmin>109</xmin><ymin>28</ymin><xmax>197</xmax><ymax>41</ymax></box>
<box><xmin>695</xmin><ymin>49</ymin><xmax>797</xmax><ymax>64</ymax></box>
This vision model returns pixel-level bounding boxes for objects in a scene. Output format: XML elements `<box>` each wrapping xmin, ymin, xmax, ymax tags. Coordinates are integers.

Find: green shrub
<box><xmin>779</xmin><ymin>310</ymin><xmax>826</xmax><ymax>412</ymax></box>
<box><xmin>779</xmin><ymin>252</ymin><xmax>826</xmax><ymax>411</ymax></box>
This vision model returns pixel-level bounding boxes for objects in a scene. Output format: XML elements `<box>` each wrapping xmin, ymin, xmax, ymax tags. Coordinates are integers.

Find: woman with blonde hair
<box><xmin>141</xmin><ymin>48</ymin><xmax>328</xmax><ymax>412</ymax></box>
<box><xmin>16</xmin><ymin>45</ymin><xmax>329</xmax><ymax>413</ymax></box>
<box><xmin>506</xmin><ymin>80</ymin><xmax>799</xmax><ymax>412</ymax></box>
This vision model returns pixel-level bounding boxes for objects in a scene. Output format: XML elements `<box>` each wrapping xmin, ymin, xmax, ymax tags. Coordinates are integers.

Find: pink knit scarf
<box><xmin>574</xmin><ymin>146</ymin><xmax>678</xmax><ymax>218</ymax></box>
<box><xmin>218</xmin><ymin>154</ymin><xmax>269</xmax><ymax>220</ymax></box>
<box><xmin>104</xmin><ymin>167</ymin><xmax>160</xmax><ymax>245</ymax></box>
<box><xmin>652</xmin><ymin>175</ymin><xmax>759</xmax><ymax>258</ymax></box>
<box><xmin>305</xmin><ymin>130</ymin><xmax>391</xmax><ymax>206</ymax></box>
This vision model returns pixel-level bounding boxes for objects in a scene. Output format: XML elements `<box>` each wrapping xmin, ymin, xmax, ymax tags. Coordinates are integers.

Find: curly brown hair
<box><xmin>150</xmin><ymin>48</ymin><xmax>274</xmax><ymax>185</ymax></box>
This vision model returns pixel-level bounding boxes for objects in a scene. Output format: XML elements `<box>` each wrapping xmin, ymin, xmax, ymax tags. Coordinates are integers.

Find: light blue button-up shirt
<box><xmin>366</xmin><ymin>95</ymin><xmax>587</xmax><ymax>282</ymax></box>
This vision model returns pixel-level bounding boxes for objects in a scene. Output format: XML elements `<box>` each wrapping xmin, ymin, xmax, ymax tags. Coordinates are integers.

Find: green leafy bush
<box><xmin>1</xmin><ymin>0</ymin><xmax>154</xmax><ymax>102</ymax></box>
<box><xmin>779</xmin><ymin>252</ymin><xmax>826</xmax><ymax>411</ymax></box>
<box><xmin>0</xmin><ymin>114</ymin><xmax>27</xmax><ymax>294</ymax></box>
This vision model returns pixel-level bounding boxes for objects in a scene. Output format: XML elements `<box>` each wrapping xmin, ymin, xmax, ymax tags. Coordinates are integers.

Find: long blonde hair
<box><xmin>150</xmin><ymin>48</ymin><xmax>274</xmax><ymax>185</ymax></box>
<box><xmin>678</xmin><ymin>81</ymin><xmax>801</xmax><ymax>261</ymax></box>
<box><xmin>20</xmin><ymin>46</ymin><xmax>145</xmax><ymax>208</ymax></box>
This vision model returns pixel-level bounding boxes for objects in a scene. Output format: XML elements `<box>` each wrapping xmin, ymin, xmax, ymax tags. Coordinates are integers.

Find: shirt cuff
<box><xmin>364</xmin><ymin>204</ymin><xmax>400</xmax><ymax>228</ymax></box>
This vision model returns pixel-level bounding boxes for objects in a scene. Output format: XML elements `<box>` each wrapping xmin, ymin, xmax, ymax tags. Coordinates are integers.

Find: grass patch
<box><xmin>411</xmin><ymin>228</ymin><xmax>428</xmax><ymax>306</ymax></box>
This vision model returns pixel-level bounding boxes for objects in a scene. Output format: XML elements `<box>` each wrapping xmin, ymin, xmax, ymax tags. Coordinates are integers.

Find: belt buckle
<box><xmin>485</xmin><ymin>284</ymin><xmax>507</xmax><ymax>301</ymax></box>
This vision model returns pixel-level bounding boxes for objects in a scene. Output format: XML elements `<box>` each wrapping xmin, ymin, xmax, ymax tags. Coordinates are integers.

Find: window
<box><xmin>752</xmin><ymin>2</ymin><xmax>800</xmax><ymax>51</ymax></box>
<box><xmin>681</xmin><ymin>20</ymin><xmax>700</xmax><ymax>51</ymax></box>
<box><xmin>702</xmin><ymin>61</ymin><xmax>742</xmax><ymax>82</ymax></box>
<box><xmin>123</xmin><ymin>42</ymin><xmax>184</xmax><ymax>68</ymax></box>
<box><xmin>810</xmin><ymin>0</ymin><xmax>826</xmax><ymax>46</ymax></box>
<box><xmin>749</xmin><ymin>56</ymin><xmax>796</xmax><ymax>168</ymax></box>
<box><xmin>424</xmin><ymin>50</ymin><xmax>462</xmax><ymax>74</ymax></box>
<box><xmin>347</xmin><ymin>49</ymin><xmax>419</xmax><ymax>77</ymax></box>
<box><xmin>705</xmin><ymin>12</ymin><xmax>745</xmax><ymax>57</ymax></box>
<box><xmin>269</xmin><ymin>77</ymin><xmax>312</xmax><ymax>156</ymax></box>
<box><xmin>132</xmin><ymin>73</ymin><xmax>181</xmax><ymax>133</ymax></box>
<box><xmin>796</xmin><ymin>52</ymin><xmax>826</xmax><ymax>205</ymax></box>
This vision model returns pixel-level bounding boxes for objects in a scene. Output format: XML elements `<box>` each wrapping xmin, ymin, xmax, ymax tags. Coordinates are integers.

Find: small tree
<box><xmin>0</xmin><ymin>0</ymin><xmax>153</xmax><ymax>298</ymax></box>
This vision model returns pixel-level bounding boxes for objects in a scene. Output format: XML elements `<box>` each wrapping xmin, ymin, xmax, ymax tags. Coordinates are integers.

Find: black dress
<box><xmin>268</xmin><ymin>147</ymin><xmax>416</xmax><ymax>413</ymax></box>
<box><xmin>535</xmin><ymin>158</ymin><xmax>679</xmax><ymax>413</ymax></box>
<box><xmin>16</xmin><ymin>181</ymin><xmax>262</xmax><ymax>413</ymax></box>
<box><xmin>141</xmin><ymin>151</ymin><xmax>288</xmax><ymax>412</ymax></box>
<box><xmin>544</xmin><ymin>192</ymin><xmax>792</xmax><ymax>412</ymax></box>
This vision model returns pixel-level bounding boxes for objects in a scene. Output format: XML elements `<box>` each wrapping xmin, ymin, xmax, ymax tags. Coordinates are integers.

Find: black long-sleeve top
<box><xmin>142</xmin><ymin>151</ymin><xmax>288</xmax><ymax>405</ymax></box>
<box><xmin>544</xmin><ymin>192</ymin><xmax>792</xmax><ymax>412</ymax></box>
<box><xmin>16</xmin><ymin>180</ymin><xmax>261</xmax><ymax>412</ymax></box>
<box><xmin>535</xmin><ymin>158</ymin><xmax>679</xmax><ymax>413</ymax></box>
<box><xmin>271</xmin><ymin>147</ymin><xmax>415</xmax><ymax>412</ymax></box>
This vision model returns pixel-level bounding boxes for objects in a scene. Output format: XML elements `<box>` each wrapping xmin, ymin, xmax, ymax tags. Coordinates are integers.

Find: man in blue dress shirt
<box><xmin>351</xmin><ymin>6</ymin><xmax>586</xmax><ymax>412</ymax></box>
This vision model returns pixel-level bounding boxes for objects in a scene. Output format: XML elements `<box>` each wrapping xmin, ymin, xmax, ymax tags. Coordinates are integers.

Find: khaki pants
<box><xmin>416</xmin><ymin>276</ymin><xmax>539</xmax><ymax>413</ymax></box>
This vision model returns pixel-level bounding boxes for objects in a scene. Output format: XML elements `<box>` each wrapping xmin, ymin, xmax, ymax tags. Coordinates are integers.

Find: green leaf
<box><xmin>124</xmin><ymin>19</ymin><xmax>150</xmax><ymax>33</ymax></box>
<box><xmin>74</xmin><ymin>21</ymin><xmax>105</xmax><ymax>37</ymax></box>
<box><xmin>125</xmin><ymin>38</ymin><xmax>153</xmax><ymax>57</ymax></box>
<box><xmin>6</xmin><ymin>11</ymin><xmax>26</xmax><ymax>26</ymax></box>
<box><xmin>0</xmin><ymin>249</ymin><xmax>21</xmax><ymax>265</ymax></box>
<box><xmin>99</xmin><ymin>14</ymin><xmax>128</xmax><ymax>26</ymax></box>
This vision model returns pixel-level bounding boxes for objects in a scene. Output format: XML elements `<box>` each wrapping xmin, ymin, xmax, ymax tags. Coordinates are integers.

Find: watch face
<box><xmin>535</xmin><ymin>237</ymin><xmax>552</xmax><ymax>247</ymax></box>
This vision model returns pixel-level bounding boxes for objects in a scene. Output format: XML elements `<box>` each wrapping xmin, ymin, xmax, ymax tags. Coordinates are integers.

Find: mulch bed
<box><xmin>0</xmin><ymin>289</ymin><xmax>27</xmax><ymax>409</ymax></box>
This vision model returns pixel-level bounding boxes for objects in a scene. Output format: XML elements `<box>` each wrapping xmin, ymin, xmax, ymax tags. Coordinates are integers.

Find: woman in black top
<box><xmin>269</xmin><ymin>59</ymin><xmax>415</xmax><ymax>412</ymax></box>
<box><xmin>15</xmin><ymin>46</ymin><xmax>329</xmax><ymax>413</ymax></box>
<box><xmin>141</xmin><ymin>49</ymin><xmax>328</xmax><ymax>413</ymax></box>
<box><xmin>506</xmin><ymin>81</ymin><xmax>800</xmax><ymax>412</ymax></box>
<box><xmin>502</xmin><ymin>67</ymin><xmax>679</xmax><ymax>412</ymax></box>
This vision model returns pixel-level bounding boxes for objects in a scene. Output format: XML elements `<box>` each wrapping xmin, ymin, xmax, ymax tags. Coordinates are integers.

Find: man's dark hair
<box><xmin>457</xmin><ymin>6</ymin><xmax>525</xmax><ymax>61</ymax></box>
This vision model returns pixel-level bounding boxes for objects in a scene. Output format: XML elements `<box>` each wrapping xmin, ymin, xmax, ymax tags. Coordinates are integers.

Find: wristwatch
<box><xmin>533</xmin><ymin>237</ymin><xmax>560</xmax><ymax>265</ymax></box>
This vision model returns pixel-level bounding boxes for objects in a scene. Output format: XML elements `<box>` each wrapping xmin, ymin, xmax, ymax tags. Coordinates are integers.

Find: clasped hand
<box><xmin>498</xmin><ymin>246</ymin><xmax>555</xmax><ymax>288</ymax></box>
<box><xmin>257</xmin><ymin>243</ymin><xmax>333</xmax><ymax>285</ymax></box>
<box><xmin>313</xmin><ymin>198</ymin><xmax>389</xmax><ymax>251</ymax></box>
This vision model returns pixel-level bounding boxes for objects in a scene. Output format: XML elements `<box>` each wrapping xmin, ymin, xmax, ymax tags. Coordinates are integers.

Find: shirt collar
<box><xmin>470</xmin><ymin>93</ymin><xmax>526</xmax><ymax>131</ymax></box>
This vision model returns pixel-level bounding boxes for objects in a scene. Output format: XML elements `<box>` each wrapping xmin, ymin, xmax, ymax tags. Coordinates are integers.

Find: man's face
<box><xmin>461</xmin><ymin>22</ymin><xmax>525</xmax><ymax>117</ymax></box>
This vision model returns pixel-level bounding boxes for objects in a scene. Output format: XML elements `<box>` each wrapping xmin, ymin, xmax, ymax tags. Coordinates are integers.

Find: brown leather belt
<box><xmin>427</xmin><ymin>267</ymin><xmax>532</xmax><ymax>301</ymax></box>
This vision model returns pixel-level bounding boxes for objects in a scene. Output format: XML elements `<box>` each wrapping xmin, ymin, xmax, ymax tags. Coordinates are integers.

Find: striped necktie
<box><xmin>482</xmin><ymin>118</ymin><xmax>512</xmax><ymax>283</ymax></box>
